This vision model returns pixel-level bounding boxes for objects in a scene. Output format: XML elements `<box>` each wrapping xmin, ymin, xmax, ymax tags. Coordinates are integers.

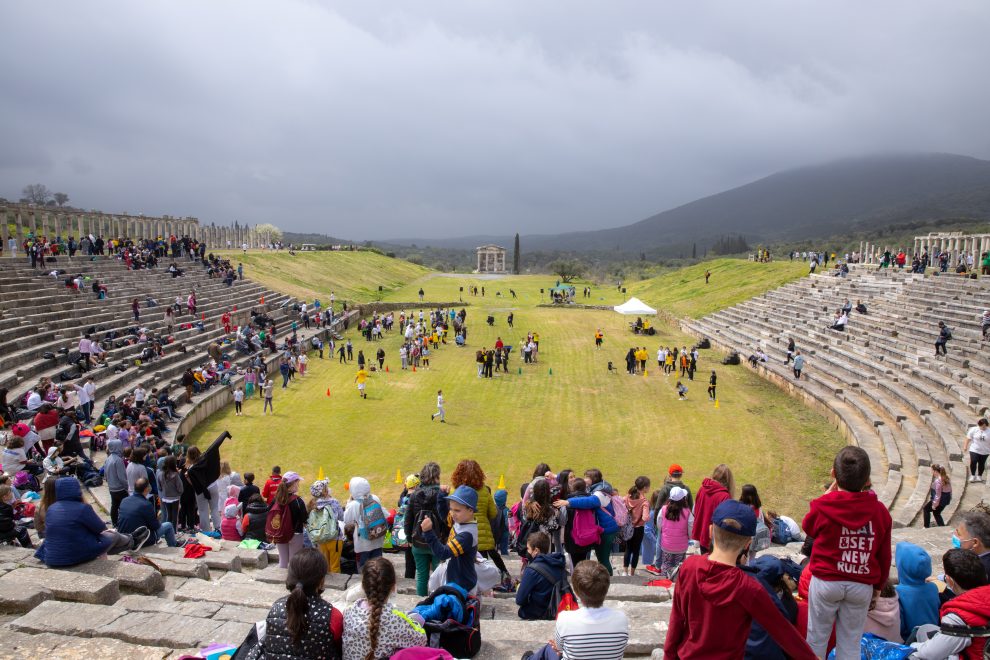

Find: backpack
<box><xmin>392</xmin><ymin>498</ymin><xmax>410</xmax><ymax>549</ymax></box>
<box><xmin>570</xmin><ymin>508</ymin><xmax>602</xmax><ymax>547</ymax></box>
<box><xmin>512</xmin><ymin>519</ymin><xmax>539</xmax><ymax>558</ymax></box>
<box><xmin>751</xmin><ymin>514</ymin><xmax>772</xmax><ymax>554</ymax></box>
<box><xmin>418</xmin><ymin>586</ymin><xmax>482</xmax><ymax>658</ymax></box>
<box><xmin>527</xmin><ymin>561</ymin><xmax>579</xmax><ymax>620</ymax></box>
<box><xmin>358</xmin><ymin>494</ymin><xmax>387</xmax><ymax>541</ymax></box>
<box><xmin>945</xmin><ymin>326</ymin><xmax>954</xmax><ymax>340</ymax></box>
<box><xmin>306</xmin><ymin>506</ymin><xmax>338</xmax><ymax>544</ymax></box>
<box><xmin>614</xmin><ymin>496</ymin><xmax>634</xmax><ymax>542</ymax></box>
<box><xmin>266</xmin><ymin>498</ymin><xmax>295</xmax><ymax>544</ymax></box>
<box><xmin>771</xmin><ymin>518</ymin><xmax>793</xmax><ymax>545</ymax></box>
<box><xmin>507</xmin><ymin>501</ymin><xmax>522</xmax><ymax>537</ymax></box>
<box><xmin>412</xmin><ymin>489</ymin><xmax>446</xmax><ymax>548</ymax></box>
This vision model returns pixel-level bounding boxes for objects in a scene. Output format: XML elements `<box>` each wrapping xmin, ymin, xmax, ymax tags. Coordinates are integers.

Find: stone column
<box><xmin>15</xmin><ymin>211</ymin><xmax>24</xmax><ymax>248</ymax></box>
<box><xmin>0</xmin><ymin>208</ymin><xmax>9</xmax><ymax>257</ymax></box>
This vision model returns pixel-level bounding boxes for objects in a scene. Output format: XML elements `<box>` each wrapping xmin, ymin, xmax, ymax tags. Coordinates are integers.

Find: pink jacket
<box><xmin>658</xmin><ymin>505</ymin><xmax>692</xmax><ymax>553</ymax></box>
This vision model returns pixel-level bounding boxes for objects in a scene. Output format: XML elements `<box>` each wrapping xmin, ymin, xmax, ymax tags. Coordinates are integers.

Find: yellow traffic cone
<box><xmin>395</xmin><ymin>469</ymin><xmax>402</xmax><ymax>484</ymax></box>
<box><xmin>715</xmin><ymin>399</ymin><xmax>720</xmax><ymax>409</ymax></box>
<box><xmin>317</xmin><ymin>466</ymin><xmax>325</xmax><ymax>481</ymax></box>
<box><xmin>643</xmin><ymin>368</ymin><xmax>648</xmax><ymax>377</ymax></box>
<box><xmin>497</xmin><ymin>474</ymin><xmax>505</xmax><ymax>490</ymax></box>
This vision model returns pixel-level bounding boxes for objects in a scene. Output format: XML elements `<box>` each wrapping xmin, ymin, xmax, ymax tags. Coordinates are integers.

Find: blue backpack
<box><xmin>771</xmin><ymin>518</ymin><xmax>792</xmax><ymax>545</ymax></box>
<box><xmin>358</xmin><ymin>495</ymin><xmax>388</xmax><ymax>541</ymax></box>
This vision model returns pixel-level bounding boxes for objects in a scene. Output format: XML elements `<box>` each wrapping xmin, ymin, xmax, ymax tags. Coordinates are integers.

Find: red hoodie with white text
<box><xmin>802</xmin><ymin>489</ymin><xmax>892</xmax><ymax>587</ymax></box>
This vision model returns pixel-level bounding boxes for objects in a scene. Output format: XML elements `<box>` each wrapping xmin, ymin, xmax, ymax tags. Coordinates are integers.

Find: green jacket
<box><xmin>473</xmin><ymin>486</ymin><xmax>498</xmax><ymax>551</ymax></box>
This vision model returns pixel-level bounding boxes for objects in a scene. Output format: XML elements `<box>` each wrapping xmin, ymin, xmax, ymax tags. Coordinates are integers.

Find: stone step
<box><xmin>72</xmin><ymin>558</ymin><xmax>165</xmax><ymax>595</ymax></box>
<box><xmin>0</xmin><ymin>629</ymin><xmax>172</xmax><ymax>660</ymax></box>
<box><xmin>0</xmin><ymin>566</ymin><xmax>119</xmax><ymax>605</ymax></box>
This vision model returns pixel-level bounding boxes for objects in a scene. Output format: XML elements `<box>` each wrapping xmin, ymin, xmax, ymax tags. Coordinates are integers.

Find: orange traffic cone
<box><xmin>385</xmin><ymin>365</ymin><xmax>389</xmax><ymax>372</ymax></box>
<box><xmin>260</xmin><ymin>296</ymin><xmax>265</xmax><ymax>304</ymax></box>
<box><xmin>412</xmin><ymin>365</ymin><xmax>417</xmax><ymax>372</ymax></box>
<box><xmin>201</xmin><ymin>313</ymin><xmax>205</xmax><ymax>321</ymax></box>
<box><xmin>326</xmin><ymin>388</ymin><xmax>331</xmax><ymax>397</ymax></box>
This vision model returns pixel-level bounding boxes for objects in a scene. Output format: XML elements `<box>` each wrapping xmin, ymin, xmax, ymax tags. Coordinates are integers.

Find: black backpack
<box><xmin>526</xmin><ymin>560</ymin><xmax>574</xmax><ymax>620</ymax></box>
<box><xmin>417</xmin><ymin>585</ymin><xmax>481</xmax><ymax>658</ymax></box>
<box><xmin>411</xmin><ymin>488</ymin><xmax>446</xmax><ymax>548</ymax></box>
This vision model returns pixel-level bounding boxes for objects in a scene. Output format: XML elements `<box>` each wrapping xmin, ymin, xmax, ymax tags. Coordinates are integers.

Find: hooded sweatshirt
<box><xmin>863</xmin><ymin>593</ymin><xmax>901</xmax><ymax>643</ymax></box>
<box><xmin>691</xmin><ymin>478</ymin><xmax>731</xmax><ymax>550</ymax></box>
<box><xmin>801</xmin><ymin>489</ymin><xmax>892</xmax><ymax>588</ymax></box>
<box><xmin>894</xmin><ymin>541</ymin><xmax>940</xmax><ymax>640</ymax></box>
<box><xmin>424</xmin><ymin>519</ymin><xmax>478</xmax><ymax>594</ymax></box>
<box><xmin>35</xmin><ymin>477</ymin><xmax>114</xmax><ymax>566</ymax></box>
<box><xmin>664</xmin><ymin>554</ymin><xmax>816</xmax><ymax>659</ymax></box>
<box><xmin>516</xmin><ymin>551</ymin><xmax>567</xmax><ymax>620</ymax></box>
<box><xmin>104</xmin><ymin>439</ymin><xmax>128</xmax><ymax>493</ymax></box>
<box><xmin>221</xmin><ymin>496</ymin><xmax>243</xmax><ymax>541</ymax></box>
<box><xmin>342</xmin><ymin>477</ymin><xmax>385</xmax><ymax>554</ymax></box>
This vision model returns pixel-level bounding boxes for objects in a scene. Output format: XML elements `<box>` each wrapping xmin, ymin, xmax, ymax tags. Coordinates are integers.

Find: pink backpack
<box><xmin>508</xmin><ymin>501</ymin><xmax>522</xmax><ymax>536</ymax></box>
<box><xmin>390</xmin><ymin>648</ymin><xmax>454</xmax><ymax>660</ymax></box>
<box><xmin>609</xmin><ymin>495</ymin><xmax>629</xmax><ymax>526</ymax></box>
<box><xmin>571</xmin><ymin>508</ymin><xmax>603</xmax><ymax>547</ymax></box>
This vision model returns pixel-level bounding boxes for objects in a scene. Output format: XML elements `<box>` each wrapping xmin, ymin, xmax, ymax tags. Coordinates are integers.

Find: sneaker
<box><xmin>202</xmin><ymin>530</ymin><xmax>222</xmax><ymax>539</ymax></box>
<box><xmin>131</xmin><ymin>526</ymin><xmax>151</xmax><ymax>552</ymax></box>
<box><xmin>970</xmin><ymin>476</ymin><xmax>976</xmax><ymax>483</ymax></box>
<box><xmin>644</xmin><ymin>565</ymin><xmax>662</xmax><ymax>576</ymax></box>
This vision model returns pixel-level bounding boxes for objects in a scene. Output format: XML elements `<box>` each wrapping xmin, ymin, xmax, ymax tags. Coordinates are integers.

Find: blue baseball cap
<box><xmin>447</xmin><ymin>485</ymin><xmax>478</xmax><ymax>511</ymax></box>
<box><xmin>712</xmin><ymin>500</ymin><xmax>757</xmax><ymax>537</ymax></box>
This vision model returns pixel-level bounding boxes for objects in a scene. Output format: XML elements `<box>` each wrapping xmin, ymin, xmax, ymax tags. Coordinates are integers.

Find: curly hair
<box><xmin>451</xmin><ymin>459</ymin><xmax>486</xmax><ymax>490</ymax></box>
<box><xmin>361</xmin><ymin>557</ymin><xmax>396</xmax><ymax>660</ymax></box>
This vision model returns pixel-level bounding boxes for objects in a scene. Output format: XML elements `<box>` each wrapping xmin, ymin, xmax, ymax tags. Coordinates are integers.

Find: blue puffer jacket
<box><xmin>566</xmin><ymin>485</ymin><xmax>619</xmax><ymax>535</ymax></box>
<box><xmin>35</xmin><ymin>477</ymin><xmax>113</xmax><ymax>566</ymax></box>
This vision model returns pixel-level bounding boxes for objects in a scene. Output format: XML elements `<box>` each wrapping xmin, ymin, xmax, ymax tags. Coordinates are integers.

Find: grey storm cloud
<box><xmin>1</xmin><ymin>1</ymin><xmax>988</xmax><ymax>239</ymax></box>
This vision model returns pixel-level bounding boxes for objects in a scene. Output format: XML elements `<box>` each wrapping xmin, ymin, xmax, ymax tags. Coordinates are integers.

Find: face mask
<box><xmin>952</xmin><ymin>535</ymin><xmax>963</xmax><ymax>549</ymax></box>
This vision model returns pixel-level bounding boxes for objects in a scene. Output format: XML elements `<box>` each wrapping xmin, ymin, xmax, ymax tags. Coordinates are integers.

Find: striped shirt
<box><xmin>554</xmin><ymin>606</ymin><xmax>628</xmax><ymax>660</ymax></box>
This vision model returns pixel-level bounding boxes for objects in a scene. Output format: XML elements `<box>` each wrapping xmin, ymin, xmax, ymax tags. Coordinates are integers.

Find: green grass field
<box><xmin>187</xmin><ymin>254</ymin><xmax>842</xmax><ymax>516</ymax></box>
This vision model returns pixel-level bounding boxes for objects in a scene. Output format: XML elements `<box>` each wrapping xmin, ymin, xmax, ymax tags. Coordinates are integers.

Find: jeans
<box><xmin>158</xmin><ymin>521</ymin><xmax>179</xmax><ymax>547</ymax></box>
<box><xmin>358</xmin><ymin>547</ymin><xmax>383</xmax><ymax>570</ymax></box>
<box><xmin>595</xmin><ymin>531</ymin><xmax>618</xmax><ymax>575</ymax></box>
<box><xmin>104</xmin><ymin>530</ymin><xmax>135</xmax><ymax>555</ymax></box>
<box><xmin>412</xmin><ymin>546</ymin><xmax>439</xmax><ymax>596</ymax></box>
<box><xmin>806</xmin><ymin>576</ymin><xmax>873</xmax><ymax>659</ymax></box>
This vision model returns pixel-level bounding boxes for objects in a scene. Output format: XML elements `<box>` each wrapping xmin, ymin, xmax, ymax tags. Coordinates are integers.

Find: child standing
<box><xmin>307</xmin><ymin>479</ymin><xmax>344</xmax><ymax>574</ymax></box>
<box><xmin>430</xmin><ymin>389</ymin><xmax>445</xmax><ymax>423</ymax></box>
<box><xmin>621</xmin><ymin>476</ymin><xmax>651</xmax><ymax>576</ymax></box>
<box><xmin>238</xmin><ymin>472</ymin><xmax>260</xmax><ymax>506</ymax></box>
<box><xmin>802</xmin><ymin>446</ymin><xmax>892</xmax><ymax>659</ymax></box>
<box><xmin>418</xmin><ymin>485</ymin><xmax>479</xmax><ymax>594</ymax></box>
<box><xmin>233</xmin><ymin>386</ymin><xmax>244</xmax><ymax>416</ymax></box>
<box><xmin>244</xmin><ymin>369</ymin><xmax>256</xmax><ymax>399</ymax></box>
<box><xmin>657</xmin><ymin>487</ymin><xmax>693</xmax><ymax>579</ymax></box>
<box><xmin>664</xmin><ymin>500</ymin><xmax>815</xmax><ymax>659</ymax></box>
<box><xmin>342</xmin><ymin>477</ymin><xmax>386</xmax><ymax>569</ymax></box>
<box><xmin>354</xmin><ymin>367</ymin><xmax>368</xmax><ymax>399</ymax></box>
<box><xmin>263</xmin><ymin>466</ymin><xmax>282</xmax><ymax>505</ymax></box>
<box><xmin>262</xmin><ymin>379</ymin><xmax>274</xmax><ymax>414</ymax></box>
<box><xmin>268</xmin><ymin>472</ymin><xmax>307</xmax><ymax>568</ymax></box>
<box><xmin>493</xmin><ymin>488</ymin><xmax>510</xmax><ymax>556</ymax></box>
<box><xmin>342</xmin><ymin>557</ymin><xmax>426</xmax><ymax>660</ymax></box>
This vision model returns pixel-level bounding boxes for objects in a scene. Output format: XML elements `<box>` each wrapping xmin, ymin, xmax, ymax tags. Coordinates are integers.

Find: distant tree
<box><xmin>255</xmin><ymin>223</ymin><xmax>283</xmax><ymax>243</ymax></box>
<box><xmin>513</xmin><ymin>233</ymin><xmax>520</xmax><ymax>274</ymax></box>
<box><xmin>711</xmin><ymin>235</ymin><xmax>750</xmax><ymax>255</ymax></box>
<box><xmin>549</xmin><ymin>259</ymin><xmax>586</xmax><ymax>282</ymax></box>
<box><xmin>22</xmin><ymin>184</ymin><xmax>52</xmax><ymax>205</ymax></box>
<box><xmin>692</xmin><ymin>243</ymin><xmax>697</xmax><ymax>259</ymax></box>
<box><xmin>53</xmin><ymin>192</ymin><xmax>69</xmax><ymax>207</ymax></box>
<box><xmin>406</xmin><ymin>253</ymin><xmax>424</xmax><ymax>266</ymax></box>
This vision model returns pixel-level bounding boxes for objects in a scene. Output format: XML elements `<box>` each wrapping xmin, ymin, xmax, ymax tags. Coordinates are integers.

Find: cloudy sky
<box><xmin>1</xmin><ymin>1</ymin><xmax>988</xmax><ymax>239</ymax></box>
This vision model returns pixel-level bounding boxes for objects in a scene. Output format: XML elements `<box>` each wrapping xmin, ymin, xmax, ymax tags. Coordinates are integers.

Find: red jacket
<box><xmin>262</xmin><ymin>474</ymin><xmax>282</xmax><ymax>504</ymax></box>
<box><xmin>802</xmin><ymin>489</ymin><xmax>892</xmax><ymax>588</ymax></box>
<box><xmin>690</xmin><ymin>478</ymin><xmax>731</xmax><ymax>550</ymax></box>
<box><xmin>664</xmin><ymin>555</ymin><xmax>816</xmax><ymax>659</ymax></box>
<box><xmin>941</xmin><ymin>585</ymin><xmax>990</xmax><ymax>660</ymax></box>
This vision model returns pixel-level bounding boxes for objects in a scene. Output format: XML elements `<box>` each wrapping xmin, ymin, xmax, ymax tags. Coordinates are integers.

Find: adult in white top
<box><xmin>133</xmin><ymin>386</ymin><xmax>146</xmax><ymax>408</ymax></box>
<box><xmin>964</xmin><ymin>419</ymin><xmax>990</xmax><ymax>483</ymax></box>
<box><xmin>26</xmin><ymin>390</ymin><xmax>43</xmax><ymax>411</ymax></box>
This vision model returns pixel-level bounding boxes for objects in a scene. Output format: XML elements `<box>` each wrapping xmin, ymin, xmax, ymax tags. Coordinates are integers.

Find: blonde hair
<box><xmin>711</xmin><ymin>464</ymin><xmax>736</xmax><ymax>499</ymax></box>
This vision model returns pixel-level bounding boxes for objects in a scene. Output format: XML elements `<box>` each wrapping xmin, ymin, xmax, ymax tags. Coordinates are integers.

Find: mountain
<box><xmin>384</xmin><ymin>153</ymin><xmax>990</xmax><ymax>254</ymax></box>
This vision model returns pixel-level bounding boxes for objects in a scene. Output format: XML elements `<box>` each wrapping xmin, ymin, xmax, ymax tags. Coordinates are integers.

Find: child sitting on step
<box><xmin>220</xmin><ymin>485</ymin><xmax>243</xmax><ymax>542</ymax></box>
<box><xmin>342</xmin><ymin>557</ymin><xmax>426</xmax><ymax>660</ymax></box>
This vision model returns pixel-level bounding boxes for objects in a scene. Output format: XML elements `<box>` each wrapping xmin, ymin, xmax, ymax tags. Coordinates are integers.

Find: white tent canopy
<box><xmin>614</xmin><ymin>297</ymin><xmax>657</xmax><ymax>315</ymax></box>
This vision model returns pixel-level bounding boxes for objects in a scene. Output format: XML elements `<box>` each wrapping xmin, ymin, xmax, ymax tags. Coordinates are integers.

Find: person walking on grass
<box><xmin>431</xmin><ymin>390</ymin><xmax>446</xmax><ymax>423</ymax></box>
<box><xmin>595</xmin><ymin>329</ymin><xmax>604</xmax><ymax>350</ymax></box>
<box><xmin>262</xmin><ymin>379</ymin><xmax>274</xmax><ymax>415</ymax></box>
<box><xmin>355</xmin><ymin>366</ymin><xmax>369</xmax><ymax>399</ymax></box>
<box><xmin>707</xmin><ymin>370</ymin><xmax>717</xmax><ymax>401</ymax></box>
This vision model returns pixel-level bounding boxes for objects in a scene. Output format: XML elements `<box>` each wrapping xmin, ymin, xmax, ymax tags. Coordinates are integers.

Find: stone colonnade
<box><xmin>0</xmin><ymin>204</ymin><xmax>267</xmax><ymax>253</ymax></box>
<box><xmin>476</xmin><ymin>245</ymin><xmax>507</xmax><ymax>273</ymax></box>
<box><xmin>854</xmin><ymin>234</ymin><xmax>990</xmax><ymax>266</ymax></box>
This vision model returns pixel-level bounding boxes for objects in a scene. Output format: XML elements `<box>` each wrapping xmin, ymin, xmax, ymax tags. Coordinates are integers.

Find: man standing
<box><xmin>431</xmin><ymin>390</ymin><xmax>446</xmax><ymax>423</ymax></box>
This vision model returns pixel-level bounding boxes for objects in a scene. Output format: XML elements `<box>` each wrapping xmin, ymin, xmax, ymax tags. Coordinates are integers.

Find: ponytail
<box><xmin>361</xmin><ymin>557</ymin><xmax>396</xmax><ymax>660</ymax></box>
<box><xmin>284</xmin><ymin>549</ymin><xmax>328</xmax><ymax>645</ymax></box>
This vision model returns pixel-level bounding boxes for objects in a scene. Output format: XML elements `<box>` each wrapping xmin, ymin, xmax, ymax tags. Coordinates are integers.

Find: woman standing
<box><xmin>922</xmin><ymin>465</ymin><xmax>952</xmax><ymax>528</ymax></box>
<box><xmin>555</xmin><ymin>469</ymin><xmax>621</xmax><ymax>575</ymax></box>
<box><xmin>269</xmin><ymin>472</ymin><xmax>307</xmax><ymax>568</ymax></box>
<box><xmin>622</xmin><ymin>476</ymin><xmax>651</xmax><ymax>576</ymax></box>
<box><xmin>451</xmin><ymin>459</ymin><xmax>512</xmax><ymax>589</ymax></box>
<box><xmin>965</xmin><ymin>418</ymin><xmax>990</xmax><ymax>483</ymax></box>
<box><xmin>404</xmin><ymin>462</ymin><xmax>448</xmax><ymax>597</ymax></box>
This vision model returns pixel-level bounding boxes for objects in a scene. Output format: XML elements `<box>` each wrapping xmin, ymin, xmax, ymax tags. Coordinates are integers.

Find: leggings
<box><xmin>480</xmin><ymin>548</ymin><xmax>508</xmax><ymax>575</ymax></box>
<box><xmin>276</xmin><ymin>532</ymin><xmax>305</xmax><ymax>568</ymax></box>
<box><xmin>162</xmin><ymin>500</ymin><xmax>180</xmax><ymax>526</ymax></box>
<box><xmin>234</xmin><ymin>401</ymin><xmax>242</xmax><ymax>413</ymax></box>
<box><xmin>971</xmin><ymin>452</ymin><xmax>988</xmax><ymax>477</ymax></box>
<box><xmin>623</xmin><ymin>526</ymin><xmax>646</xmax><ymax>568</ymax></box>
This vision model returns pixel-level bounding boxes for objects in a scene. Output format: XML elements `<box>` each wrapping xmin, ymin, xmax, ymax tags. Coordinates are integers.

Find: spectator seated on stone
<box><xmin>911</xmin><ymin>549</ymin><xmax>990</xmax><ymax>657</ymax></box>
<box><xmin>747</xmin><ymin>351</ymin><xmax>768</xmax><ymax>368</ymax></box>
<box><xmin>856</xmin><ymin>300</ymin><xmax>868</xmax><ymax>314</ymax></box>
<box><xmin>0</xmin><ymin>485</ymin><xmax>33</xmax><ymax>548</ymax></box>
<box><xmin>35</xmin><ymin>477</ymin><xmax>150</xmax><ymax>566</ymax></box>
<box><xmin>117</xmin><ymin>477</ymin><xmax>179</xmax><ymax>547</ymax></box>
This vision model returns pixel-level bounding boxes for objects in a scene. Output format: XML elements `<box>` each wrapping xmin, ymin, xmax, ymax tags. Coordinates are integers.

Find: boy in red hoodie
<box><xmin>262</xmin><ymin>465</ymin><xmax>282</xmax><ymax>504</ymax></box>
<box><xmin>665</xmin><ymin>500</ymin><xmax>816</xmax><ymax>659</ymax></box>
<box><xmin>690</xmin><ymin>464</ymin><xmax>733</xmax><ymax>553</ymax></box>
<box><xmin>802</xmin><ymin>446</ymin><xmax>892</xmax><ymax>659</ymax></box>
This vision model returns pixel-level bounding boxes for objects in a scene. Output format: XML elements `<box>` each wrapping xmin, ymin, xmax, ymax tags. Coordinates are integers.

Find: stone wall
<box><xmin>353</xmin><ymin>301</ymin><xmax>468</xmax><ymax>316</ymax></box>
